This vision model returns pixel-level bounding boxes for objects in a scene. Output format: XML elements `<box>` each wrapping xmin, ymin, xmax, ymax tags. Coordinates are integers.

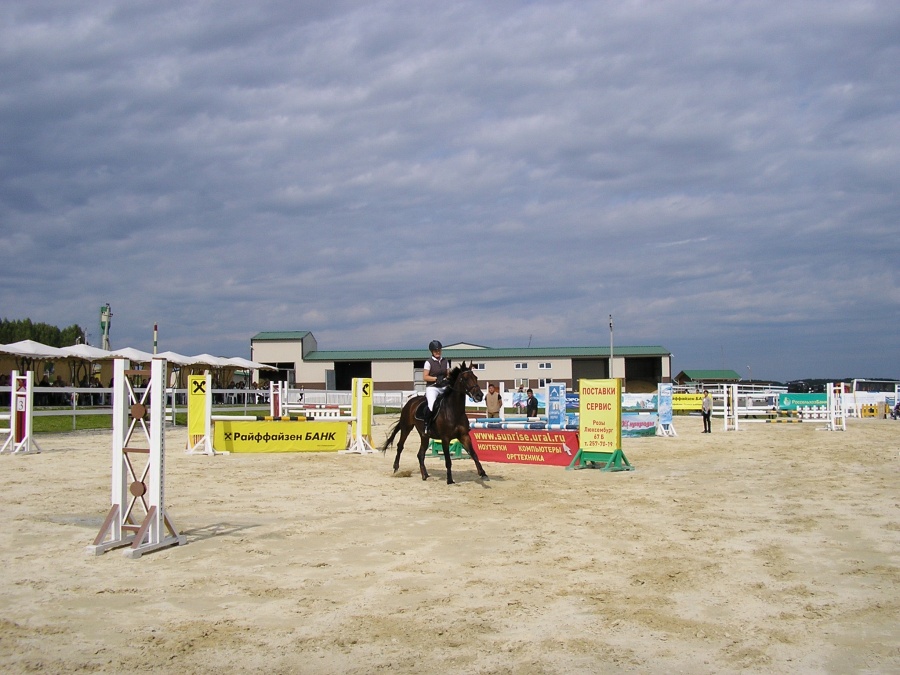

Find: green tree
<box><xmin>0</xmin><ymin>318</ymin><xmax>86</xmax><ymax>346</ymax></box>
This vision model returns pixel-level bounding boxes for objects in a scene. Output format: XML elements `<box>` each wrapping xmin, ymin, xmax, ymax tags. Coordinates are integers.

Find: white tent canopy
<box><xmin>109</xmin><ymin>347</ymin><xmax>158</xmax><ymax>363</ymax></box>
<box><xmin>59</xmin><ymin>344</ymin><xmax>114</xmax><ymax>361</ymax></box>
<box><xmin>190</xmin><ymin>353</ymin><xmax>234</xmax><ymax>368</ymax></box>
<box><xmin>2</xmin><ymin>340</ymin><xmax>268</xmax><ymax>381</ymax></box>
<box><xmin>226</xmin><ymin>357</ymin><xmax>277</xmax><ymax>371</ymax></box>
<box><xmin>155</xmin><ymin>350</ymin><xmax>199</xmax><ymax>366</ymax></box>
<box><xmin>0</xmin><ymin>339</ymin><xmax>69</xmax><ymax>358</ymax></box>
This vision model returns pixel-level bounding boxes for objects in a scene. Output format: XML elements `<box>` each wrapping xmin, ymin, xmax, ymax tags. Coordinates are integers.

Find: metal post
<box><xmin>609</xmin><ymin>314</ymin><xmax>614</xmax><ymax>379</ymax></box>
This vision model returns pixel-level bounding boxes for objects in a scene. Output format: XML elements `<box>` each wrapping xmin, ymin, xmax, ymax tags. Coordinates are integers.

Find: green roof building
<box><xmin>250</xmin><ymin>331</ymin><xmax>673</xmax><ymax>393</ymax></box>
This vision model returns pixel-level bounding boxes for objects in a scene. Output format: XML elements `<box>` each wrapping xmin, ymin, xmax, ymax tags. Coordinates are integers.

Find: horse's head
<box><xmin>451</xmin><ymin>361</ymin><xmax>483</xmax><ymax>403</ymax></box>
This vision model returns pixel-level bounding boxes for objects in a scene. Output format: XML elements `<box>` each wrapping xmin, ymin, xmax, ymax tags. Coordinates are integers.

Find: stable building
<box><xmin>250</xmin><ymin>331</ymin><xmax>672</xmax><ymax>393</ymax></box>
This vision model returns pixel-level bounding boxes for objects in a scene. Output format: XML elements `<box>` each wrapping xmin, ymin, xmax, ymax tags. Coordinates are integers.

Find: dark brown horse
<box><xmin>382</xmin><ymin>361</ymin><xmax>488</xmax><ymax>484</ymax></box>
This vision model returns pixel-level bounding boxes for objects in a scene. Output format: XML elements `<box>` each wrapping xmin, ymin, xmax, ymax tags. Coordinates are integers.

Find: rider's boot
<box><xmin>424</xmin><ymin>406</ymin><xmax>434</xmax><ymax>436</ymax></box>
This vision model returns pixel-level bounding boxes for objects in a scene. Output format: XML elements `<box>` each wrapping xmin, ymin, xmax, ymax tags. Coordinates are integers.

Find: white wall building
<box><xmin>250</xmin><ymin>331</ymin><xmax>672</xmax><ymax>393</ymax></box>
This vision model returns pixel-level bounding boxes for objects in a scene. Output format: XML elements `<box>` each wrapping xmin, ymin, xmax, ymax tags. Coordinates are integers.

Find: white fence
<box><xmin>0</xmin><ymin>386</ymin><xmax>416</xmax><ymax>429</ymax></box>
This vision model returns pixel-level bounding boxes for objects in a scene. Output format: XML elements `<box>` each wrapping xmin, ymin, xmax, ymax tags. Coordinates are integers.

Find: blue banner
<box><xmin>658</xmin><ymin>383</ymin><xmax>673</xmax><ymax>426</ymax></box>
<box><xmin>547</xmin><ymin>383</ymin><xmax>566</xmax><ymax>427</ymax></box>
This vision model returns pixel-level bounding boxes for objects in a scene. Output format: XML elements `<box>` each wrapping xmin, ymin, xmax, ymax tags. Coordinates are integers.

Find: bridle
<box><xmin>451</xmin><ymin>369</ymin><xmax>482</xmax><ymax>399</ymax></box>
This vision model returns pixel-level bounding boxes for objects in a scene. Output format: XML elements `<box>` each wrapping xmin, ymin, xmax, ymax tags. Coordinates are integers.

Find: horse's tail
<box><xmin>381</xmin><ymin>417</ymin><xmax>403</xmax><ymax>454</ymax></box>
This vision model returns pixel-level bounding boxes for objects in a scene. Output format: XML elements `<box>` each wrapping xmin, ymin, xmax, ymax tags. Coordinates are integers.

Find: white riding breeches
<box><xmin>426</xmin><ymin>385</ymin><xmax>446</xmax><ymax>410</ymax></box>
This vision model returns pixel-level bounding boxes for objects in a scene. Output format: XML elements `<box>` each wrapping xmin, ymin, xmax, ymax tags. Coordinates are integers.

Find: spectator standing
<box><xmin>485</xmin><ymin>383</ymin><xmax>503</xmax><ymax>418</ymax></box>
<box><xmin>701</xmin><ymin>389</ymin><xmax>712</xmax><ymax>433</ymax></box>
<box><xmin>525</xmin><ymin>388</ymin><xmax>538</xmax><ymax>418</ymax></box>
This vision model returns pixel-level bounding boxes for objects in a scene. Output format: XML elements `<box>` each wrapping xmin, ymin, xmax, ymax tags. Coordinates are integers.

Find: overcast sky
<box><xmin>2</xmin><ymin>1</ymin><xmax>898</xmax><ymax>381</ymax></box>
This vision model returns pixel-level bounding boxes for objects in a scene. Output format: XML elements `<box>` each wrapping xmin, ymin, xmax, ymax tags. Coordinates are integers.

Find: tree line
<box><xmin>0</xmin><ymin>318</ymin><xmax>86</xmax><ymax>347</ymax></box>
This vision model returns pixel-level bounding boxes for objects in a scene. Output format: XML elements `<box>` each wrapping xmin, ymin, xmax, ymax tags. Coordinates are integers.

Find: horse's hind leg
<box><xmin>392</xmin><ymin>426</ymin><xmax>412</xmax><ymax>473</ymax></box>
<box><xmin>416</xmin><ymin>433</ymin><xmax>430</xmax><ymax>481</ymax></box>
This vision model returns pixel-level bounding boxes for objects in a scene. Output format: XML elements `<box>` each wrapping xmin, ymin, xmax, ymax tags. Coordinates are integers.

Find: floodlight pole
<box><xmin>609</xmin><ymin>314</ymin><xmax>614</xmax><ymax>379</ymax></box>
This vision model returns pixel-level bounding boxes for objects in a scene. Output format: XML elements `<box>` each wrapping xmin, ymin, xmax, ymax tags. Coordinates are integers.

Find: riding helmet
<box><xmin>428</xmin><ymin>340</ymin><xmax>443</xmax><ymax>352</ymax></box>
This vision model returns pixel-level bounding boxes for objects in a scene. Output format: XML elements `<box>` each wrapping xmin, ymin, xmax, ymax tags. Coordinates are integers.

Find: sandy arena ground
<box><xmin>1</xmin><ymin>415</ymin><xmax>898</xmax><ymax>673</ymax></box>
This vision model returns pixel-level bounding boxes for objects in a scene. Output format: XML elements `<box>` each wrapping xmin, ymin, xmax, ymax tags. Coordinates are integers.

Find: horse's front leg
<box><xmin>441</xmin><ymin>438</ymin><xmax>455</xmax><ymax>484</ymax></box>
<box><xmin>416</xmin><ymin>431</ymin><xmax>430</xmax><ymax>481</ymax></box>
<box><xmin>460</xmin><ymin>432</ymin><xmax>488</xmax><ymax>480</ymax></box>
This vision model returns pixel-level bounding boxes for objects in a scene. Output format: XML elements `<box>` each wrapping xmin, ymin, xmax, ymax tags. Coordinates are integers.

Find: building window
<box><xmin>471</xmin><ymin>363</ymin><xmax>485</xmax><ymax>370</ymax></box>
<box><xmin>515</xmin><ymin>362</ymin><xmax>528</xmax><ymax>369</ymax></box>
<box><xmin>538</xmin><ymin>362</ymin><xmax>552</xmax><ymax>369</ymax></box>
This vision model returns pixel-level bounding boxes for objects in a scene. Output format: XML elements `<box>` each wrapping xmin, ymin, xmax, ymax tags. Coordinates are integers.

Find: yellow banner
<box><xmin>579</xmin><ymin>379</ymin><xmax>622</xmax><ymax>451</ymax></box>
<box><xmin>673</xmin><ymin>393</ymin><xmax>704</xmax><ymax>411</ymax></box>
<box><xmin>214</xmin><ymin>421</ymin><xmax>348</xmax><ymax>453</ymax></box>
<box><xmin>188</xmin><ymin>375</ymin><xmax>208</xmax><ymax>438</ymax></box>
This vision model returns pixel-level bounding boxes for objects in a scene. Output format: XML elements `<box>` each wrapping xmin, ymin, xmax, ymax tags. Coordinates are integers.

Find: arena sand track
<box><xmin>0</xmin><ymin>416</ymin><xmax>898</xmax><ymax>673</ymax></box>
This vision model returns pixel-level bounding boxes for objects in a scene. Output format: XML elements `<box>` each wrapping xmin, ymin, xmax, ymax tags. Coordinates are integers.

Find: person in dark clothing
<box><xmin>422</xmin><ymin>340</ymin><xmax>450</xmax><ymax>434</ymax></box>
<box><xmin>525</xmin><ymin>388</ymin><xmax>538</xmax><ymax>418</ymax></box>
<box><xmin>701</xmin><ymin>389</ymin><xmax>712</xmax><ymax>433</ymax></box>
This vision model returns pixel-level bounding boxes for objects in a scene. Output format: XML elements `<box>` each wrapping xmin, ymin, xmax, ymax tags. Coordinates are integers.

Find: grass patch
<box><xmin>11</xmin><ymin>406</ymin><xmax>401</xmax><ymax>435</ymax></box>
<box><xmin>34</xmin><ymin>414</ymin><xmax>114</xmax><ymax>433</ymax></box>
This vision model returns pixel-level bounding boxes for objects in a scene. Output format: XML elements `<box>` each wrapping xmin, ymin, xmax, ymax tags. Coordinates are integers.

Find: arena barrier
<box><xmin>0</xmin><ymin>370</ymin><xmax>41</xmax><ymax>455</ymax></box>
<box><xmin>268</xmin><ymin>382</ymin><xmax>354</xmax><ymax>420</ymax></box>
<box><xmin>87</xmin><ymin>357</ymin><xmax>186</xmax><ymax>559</ymax></box>
<box><xmin>470</xmin><ymin>418</ymin><xmax>578</xmax><ymax>430</ymax></box>
<box><xmin>188</xmin><ymin>376</ymin><xmax>375</xmax><ymax>454</ymax></box>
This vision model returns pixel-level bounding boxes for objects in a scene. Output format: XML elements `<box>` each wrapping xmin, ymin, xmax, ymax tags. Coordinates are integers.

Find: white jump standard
<box><xmin>0</xmin><ymin>370</ymin><xmax>41</xmax><ymax>455</ymax></box>
<box><xmin>87</xmin><ymin>358</ymin><xmax>186</xmax><ymax>559</ymax></box>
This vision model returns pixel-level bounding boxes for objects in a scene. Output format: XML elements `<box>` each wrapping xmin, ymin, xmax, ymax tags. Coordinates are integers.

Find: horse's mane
<box><xmin>446</xmin><ymin>361</ymin><xmax>469</xmax><ymax>387</ymax></box>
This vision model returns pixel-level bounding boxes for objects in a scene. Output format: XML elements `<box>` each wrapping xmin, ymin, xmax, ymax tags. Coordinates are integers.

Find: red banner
<box><xmin>470</xmin><ymin>429</ymin><xmax>579</xmax><ymax>466</ymax></box>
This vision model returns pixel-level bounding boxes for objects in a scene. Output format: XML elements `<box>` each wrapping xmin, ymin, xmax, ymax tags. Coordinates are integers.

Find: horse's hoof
<box><xmin>480</xmin><ymin>474</ymin><xmax>490</xmax><ymax>481</ymax></box>
<box><xmin>447</xmin><ymin>479</ymin><xmax>455</xmax><ymax>485</ymax></box>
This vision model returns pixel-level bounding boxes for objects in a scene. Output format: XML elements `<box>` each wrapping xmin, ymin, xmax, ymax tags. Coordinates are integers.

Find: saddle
<box><xmin>415</xmin><ymin>394</ymin><xmax>445</xmax><ymax>422</ymax></box>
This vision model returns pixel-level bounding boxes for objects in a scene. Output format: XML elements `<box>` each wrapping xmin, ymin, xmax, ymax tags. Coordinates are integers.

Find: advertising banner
<box><xmin>778</xmin><ymin>393</ymin><xmax>828</xmax><ymax>410</ymax></box>
<box><xmin>658</xmin><ymin>383</ymin><xmax>674</xmax><ymax>426</ymax></box>
<box><xmin>622</xmin><ymin>393</ymin><xmax>657</xmax><ymax>411</ymax></box>
<box><xmin>546</xmin><ymin>383</ymin><xmax>566</xmax><ymax>427</ymax></box>
<box><xmin>673</xmin><ymin>393</ymin><xmax>704</xmax><ymax>411</ymax></box>
<box><xmin>470</xmin><ymin>429</ymin><xmax>579</xmax><ymax>466</ymax></box>
<box><xmin>579</xmin><ymin>379</ymin><xmax>621</xmax><ymax>452</ymax></box>
<box><xmin>187</xmin><ymin>375</ymin><xmax>208</xmax><ymax>440</ymax></box>
<box><xmin>214</xmin><ymin>421</ymin><xmax>347</xmax><ymax>453</ymax></box>
<box><xmin>621</xmin><ymin>413</ymin><xmax>657</xmax><ymax>437</ymax></box>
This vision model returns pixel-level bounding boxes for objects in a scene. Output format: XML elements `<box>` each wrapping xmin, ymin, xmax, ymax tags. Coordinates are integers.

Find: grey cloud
<box><xmin>1</xmin><ymin>1</ymin><xmax>898</xmax><ymax>379</ymax></box>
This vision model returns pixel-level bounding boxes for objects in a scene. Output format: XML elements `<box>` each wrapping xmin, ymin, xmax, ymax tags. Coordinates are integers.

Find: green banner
<box><xmin>778</xmin><ymin>393</ymin><xmax>827</xmax><ymax>411</ymax></box>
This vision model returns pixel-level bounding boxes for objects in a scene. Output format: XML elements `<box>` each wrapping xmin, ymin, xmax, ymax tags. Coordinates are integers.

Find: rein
<box><xmin>449</xmin><ymin>370</ymin><xmax>480</xmax><ymax>399</ymax></box>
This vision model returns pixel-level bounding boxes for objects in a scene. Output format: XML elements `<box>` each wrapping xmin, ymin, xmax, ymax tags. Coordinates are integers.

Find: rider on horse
<box><xmin>423</xmin><ymin>339</ymin><xmax>450</xmax><ymax>434</ymax></box>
